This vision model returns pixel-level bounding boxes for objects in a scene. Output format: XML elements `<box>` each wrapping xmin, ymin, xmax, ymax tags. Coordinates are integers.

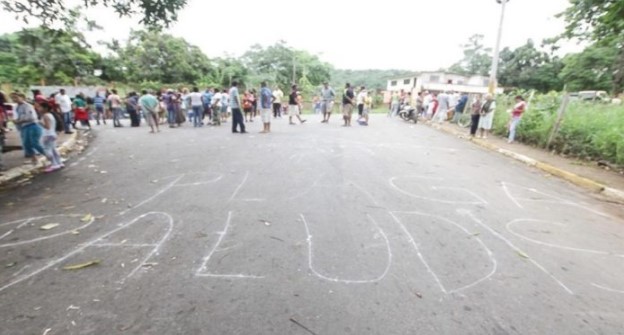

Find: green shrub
<box><xmin>492</xmin><ymin>92</ymin><xmax>624</xmax><ymax>164</ymax></box>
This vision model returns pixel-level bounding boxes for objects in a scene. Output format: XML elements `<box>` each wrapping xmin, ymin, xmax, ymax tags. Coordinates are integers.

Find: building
<box><xmin>384</xmin><ymin>71</ymin><xmax>503</xmax><ymax>102</ymax></box>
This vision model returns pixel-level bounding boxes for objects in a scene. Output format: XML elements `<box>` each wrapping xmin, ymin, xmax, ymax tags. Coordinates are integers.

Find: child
<box><xmin>36</xmin><ymin>101</ymin><xmax>64</xmax><ymax>172</ymax></box>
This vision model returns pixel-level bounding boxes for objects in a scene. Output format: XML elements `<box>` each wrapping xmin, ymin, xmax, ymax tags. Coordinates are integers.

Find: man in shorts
<box><xmin>288</xmin><ymin>85</ymin><xmax>307</xmax><ymax>125</ymax></box>
<box><xmin>342</xmin><ymin>83</ymin><xmax>355</xmax><ymax>127</ymax></box>
<box><xmin>320</xmin><ymin>82</ymin><xmax>335</xmax><ymax>123</ymax></box>
<box><xmin>259</xmin><ymin>81</ymin><xmax>274</xmax><ymax>133</ymax></box>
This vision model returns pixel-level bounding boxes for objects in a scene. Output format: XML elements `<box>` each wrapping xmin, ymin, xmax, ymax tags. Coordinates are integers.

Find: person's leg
<box><xmin>508</xmin><ymin>116</ymin><xmax>520</xmax><ymax>143</ymax></box>
<box><xmin>167</xmin><ymin>107</ymin><xmax>176</xmax><ymax>127</ymax></box>
<box><xmin>238</xmin><ymin>109</ymin><xmax>246</xmax><ymax>132</ymax></box>
<box><xmin>470</xmin><ymin>115</ymin><xmax>480</xmax><ymax>136</ymax></box>
<box><xmin>63</xmin><ymin>113</ymin><xmax>72</xmax><ymax>133</ymax></box>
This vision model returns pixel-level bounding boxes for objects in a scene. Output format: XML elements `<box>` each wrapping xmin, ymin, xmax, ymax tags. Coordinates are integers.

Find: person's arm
<box><xmin>42</xmin><ymin>114</ymin><xmax>52</xmax><ymax>130</ymax></box>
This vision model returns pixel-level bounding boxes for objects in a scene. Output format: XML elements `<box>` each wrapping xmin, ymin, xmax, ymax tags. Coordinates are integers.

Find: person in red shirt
<box><xmin>508</xmin><ymin>95</ymin><xmax>526</xmax><ymax>144</ymax></box>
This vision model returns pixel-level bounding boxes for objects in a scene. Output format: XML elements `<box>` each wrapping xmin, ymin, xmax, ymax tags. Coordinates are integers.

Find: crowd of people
<box><xmin>388</xmin><ymin>89</ymin><xmax>525</xmax><ymax>143</ymax></box>
<box><xmin>0</xmin><ymin>80</ymin><xmax>527</xmax><ymax>174</ymax></box>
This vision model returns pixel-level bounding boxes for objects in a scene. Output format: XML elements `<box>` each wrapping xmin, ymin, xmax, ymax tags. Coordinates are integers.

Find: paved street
<box><xmin>1</xmin><ymin>114</ymin><xmax>624</xmax><ymax>335</ymax></box>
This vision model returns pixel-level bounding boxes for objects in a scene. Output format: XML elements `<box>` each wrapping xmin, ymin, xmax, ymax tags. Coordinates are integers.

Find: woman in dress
<box><xmin>478</xmin><ymin>94</ymin><xmax>496</xmax><ymax>139</ymax></box>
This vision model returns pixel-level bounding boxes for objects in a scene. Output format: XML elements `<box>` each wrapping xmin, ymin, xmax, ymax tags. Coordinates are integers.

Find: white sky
<box><xmin>0</xmin><ymin>0</ymin><xmax>580</xmax><ymax>71</ymax></box>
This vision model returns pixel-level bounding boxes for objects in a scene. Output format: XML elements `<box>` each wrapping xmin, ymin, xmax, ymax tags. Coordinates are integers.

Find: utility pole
<box><xmin>292</xmin><ymin>52</ymin><xmax>296</xmax><ymax>85</ymax></box>
<box><xmin>488</xmin><ymin>0</ymin><xmax>509</xmax><ymax>95</ymax></box>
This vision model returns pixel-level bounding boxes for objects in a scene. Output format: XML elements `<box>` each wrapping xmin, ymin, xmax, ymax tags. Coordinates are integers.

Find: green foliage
<box><xmin>242</xmin><ymin>41</ymin><xmax>331</xmax><ymax>91</ymax></box>
<box><xmin>558</xmin><ymin>0</ymin><xmax>624</xmax><ymax>93</ymax></box>
<box><xmin>498</xmin><ymin>40</ymin><xmax>564</xmax><ymax>92</ymax></box>
<box><xmin>558</xmin><ymin>42</ymin><xmax>617</xmax><ymax>92</ymax></box>
<box><xmin>448</xmin><ymin>34</ymin><xmax>492</xmax><ymax>76</ymax></box>
<box><xmin>492</xmin><ymin>92</ymin><xmax>624</xmax><ymax>165</ymax></box>
<box><xmin>0</xmin><ymin>27</ymin><xmax>101</xmax><ymax>86</ymax></box>
<box><xmin>329</xmin><ymin>69</ymin><xmax>413</xmax><ymax>90</ymax></box>
<box><xmin>108</xmin><ymin>30</ymin><xmax>213</xmax><ymax>84</ymax></box>
<box><xmin>1</xmin><ymin>0</ymin><xmax>187</xmax><ymax>28</ymax></box>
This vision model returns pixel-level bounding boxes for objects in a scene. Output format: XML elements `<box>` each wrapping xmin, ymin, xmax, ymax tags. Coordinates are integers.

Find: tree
<box><xmin>0</xmin><ymin>27</ymin><xmax>100</xmax><ymax>86</ymax></box>
<box><xmin>498</xmin><ymin>39</ymin><xmax>564</xmax><ymax>92</ymax></box>
<box><xmin>1</xmin><ymin>0</ymin><xmax>187</xmax><ymax>28</ymax></box>
<box><xmin>107</xmin><ymin>30</ymin><xmax>213</xmax><ymax>85</ymax></box>
<box><xmin>242</xmin><ymin>41</ymin><xmax>331</xmax><ymax>91</ymax></box>
<box><xmin>559</xmin><ymin>0</ymin><xmax>624</xmax><ymax>93</ymax></box>
<box><xmin>448</xmin><ymin>34</ymin><xmax>492</xmax><ymax>76</ymax></box>
<box><xmin>558</xmin><ymin>42</ymin><xmax>617</xmax><ymax>92</ymax></box>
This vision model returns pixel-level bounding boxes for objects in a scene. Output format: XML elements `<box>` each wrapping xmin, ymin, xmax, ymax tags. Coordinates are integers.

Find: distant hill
<box><xmin>329</xmin><ymin>69</ymin><xmax>414</xmax><ymax>90</ymax></box>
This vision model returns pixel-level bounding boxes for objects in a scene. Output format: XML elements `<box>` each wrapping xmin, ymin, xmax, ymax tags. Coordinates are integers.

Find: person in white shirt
<box><xmin>55</xmin><ymin>89</ymin><xmax>73</xmax><ymax>134</ymax></box>
<box><xmin>220</xmin><ymin>89</ymin><xmax>229</xmax><ymax>123</ymax></box>
<box><xmin>189</xmin><ymin>87</ymin><xmax>204</xmax><ymax>127</ymax></box>
<box><xmin>211</xmin><ymin>90</ymin><xmax>222</xmax><ymax>126</ymax></box>
<box><xmin>107</xmin><ymin>89</ymin><xmax>123</xmax><ymax>127</ymax></box>
<box><xmin>356</xmin><ymin>86</ymin><xmax>367</xmax><ymax>120</ymax></box>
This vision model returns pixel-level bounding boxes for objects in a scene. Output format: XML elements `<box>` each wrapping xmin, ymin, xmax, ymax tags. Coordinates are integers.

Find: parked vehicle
<box><xmin>398</xmin><ymin>103</ymin><xmax>418</xmax><ymax>123</ymax></box>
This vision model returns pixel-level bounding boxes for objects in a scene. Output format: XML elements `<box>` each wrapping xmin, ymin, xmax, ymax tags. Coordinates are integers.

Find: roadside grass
<box><xmin>492</xmin><ymin>94</ymin><xmax>624</xmax><ymax>165</ymax></box>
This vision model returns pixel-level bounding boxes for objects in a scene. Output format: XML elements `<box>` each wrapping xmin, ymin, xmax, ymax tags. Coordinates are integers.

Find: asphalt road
<box><xmin>1</xmin><ymin>114</ymin><xmax>624</xmax><ymax>335</ymax></box>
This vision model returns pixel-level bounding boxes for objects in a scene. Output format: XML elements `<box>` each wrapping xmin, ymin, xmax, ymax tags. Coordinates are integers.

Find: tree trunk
<box><xmin>613</xmin><ymin>42</ymin><xmax>624</xmax><ymax>95</ymax></box>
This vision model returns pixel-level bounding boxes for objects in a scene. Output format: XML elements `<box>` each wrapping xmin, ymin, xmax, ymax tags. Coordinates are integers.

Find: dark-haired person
<box><xmin>229</xmin><ymin>81</ymin><xmax>246</xmax><ymax>133</ymax></box>
<box><xmin>35</xmin><ymin>100</ymin><xmax>63</xmax><ymax>172</ymax></box>
<box><xmin>11</xmin><ymin>92</ymin><xmax>49</xmax><ymax>166</ymax></box>
<box><xmin>126</xmin><ymin>92</ymin><xmax>140</xmax><ymax>127</ymax></box>
<box><xmin>189</xmin><ymin>87</ymin><xmax>204</xmax><ymax>127</ymax></box>
<box><xmin>73</xmin><ymin>93</ymin><xmax>92</xmax><ymax>130</ymax></box>
<box><xmin>320</xmin><ymin>82</ymin><xmax>335</xmax><ymax>123</ymax></box>
<box><xmin>342</xmin><ymin>83</ymin><xmax>355</xmax><ymax>127</ymax></box>
<box><xmin>139</xmin><ymin>90</ymin><xmax>160</xmax><ymax>133</ymax></box>
<box><xmin>288</xmin><ymin>85</ymin><xmax>307</xmax><ymax>125</ymax></box>
<box><xmin>93</xmin><ymin>92</ymin><xmax>106</xmax><ymax>125</ymax></box>
<box><xmin>272</xmin><ymin>86</ymin><xmax>283</xmax><ymax>118</ymax></box>
<box><xmin>55</xmin><ymin>88</ymin><xmax>74</xmax><ymax>134</ymax></box>
<box><xmin>259</xmin><ymin>81</ymin><xmax>273</xmax><ymax>133</ymax></box>
<box><xmin>508</xmin><ymin>95</ymin><xmax>526</xmax><ymax>144</ymax></box>
<box><xmin>107</xmin><ymin>89</ymin><xmax>123</xmax><ymax>127</ymax></box>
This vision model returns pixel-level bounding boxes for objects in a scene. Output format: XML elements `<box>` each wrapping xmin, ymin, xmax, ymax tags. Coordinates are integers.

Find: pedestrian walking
<box><xmin>388</xmin><ymin>91</ymin><xmax>400</xmax><ymax>117</ymax></box>
<box><xmin>126</xmin><ymin>92</ymin><xmax>140</xmax><ymax>127</ymax></box>
<box><xmin>73</xmin><ymin>93</ymin><xmax>92</xmax><ymax>129</ymax></box>
<box><xmin>221</xmin><ymin>89</ymin><xmax>229</xmax><ymax>123</ymax></box>
<box><xmin>202</xmin><ymin>88</ymin><xmax>213</xmax><ymax>123</ymax></box>
<box><xmin>288</xmin><ymin>85</ymin><xmax>307</xmax><ymax>125</ymax></box>
<box><xmin>356</xmin><ymin>86</ymin><xmax>366</xmax><ymax>120</ymax></box>
<box><xmin>35</xmin><ymin>100</ymin><xmax>63</xmax><ymax>172</ymax></box>
<box><xmin>243</xmin><ymin>90</ymin><xmax>254</xmax><ymax>122</ymax></box>
<box><xmin>211</xmin><ymin>90</ymin><xmax>222</xmax><ymax>126</ymax></box>
<box><xmin>434</xmin><ymin>91</ymin><xmax>450</xmax><ymax>123</ymax></box>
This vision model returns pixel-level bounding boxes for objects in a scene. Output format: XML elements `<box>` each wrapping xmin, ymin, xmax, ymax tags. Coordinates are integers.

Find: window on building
<box><xmin>403</xmin><ymin>79</ymin><xmax>411</xmax><ymax>85</ymax></box>
<box><xmin>429</xmin><ymin>75</ymin><xmax>439</xmax><ymax>83</ymax></box>
<box><xmin>391</xmin><ymin>80</ymin><xmax>397</xmax><ymax>86</ymax></box>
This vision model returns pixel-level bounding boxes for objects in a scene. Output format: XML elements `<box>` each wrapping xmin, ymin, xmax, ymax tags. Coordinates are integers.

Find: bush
<box><xmin>492</xmin><ymin>92</ymin><xmax>624</xmax><ymax>165</ymax></box>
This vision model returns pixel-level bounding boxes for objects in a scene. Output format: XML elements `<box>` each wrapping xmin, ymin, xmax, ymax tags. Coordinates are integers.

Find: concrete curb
<box><xmin>426</xmin><ymin>122</ymin><xmax>624</xmax><ymax>203</ymax></box>
<box><xmin>0</xmin><ymin>131</ymin><xmax>81</xmax><ymax>186</ymax></box>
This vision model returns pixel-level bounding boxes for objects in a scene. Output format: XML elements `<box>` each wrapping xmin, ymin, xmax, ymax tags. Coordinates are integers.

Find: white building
<box><xmin>386</xmin><ymin>71</ymin><xmax>503</xmax><ymax>97</ymax></box>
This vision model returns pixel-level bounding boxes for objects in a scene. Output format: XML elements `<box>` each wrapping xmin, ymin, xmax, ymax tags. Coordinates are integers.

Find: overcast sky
<box><xmin>0</xmin><ymin>0</ymin><xmax>580</xmax><ymax>71</ymax></box>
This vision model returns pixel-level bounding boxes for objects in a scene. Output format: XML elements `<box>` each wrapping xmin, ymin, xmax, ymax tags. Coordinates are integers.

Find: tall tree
<box><xmin>498</xmin><ymin>39</ymin><xmax>564</xmax><ymax>92</ymax></box>
<box><xmin>559</xmin><ymin>0</ymin><xmax>624</xmax><ymax>93</ymax></box>
<box><xmin>107</xmin><ymin>30</ymin><xmax>213</xmax><ymax>84</ymax></box>
<box><xmin>1</xmin><ymin>0</ymin><xmax>187</xmax><ymax>28</ymax></box>
<box><xmin>242</xmin><ymin>41</ymin><xmax>331</xmax><ymax>91</ymax></box>
<box><xmin>448</xmin><ymin>34</ymin><xmax>492</xmax><ymax>76</ymax></box>
<box><xmin>558</xmin><ymin>42</ymin><xmax>617</xmax><ymax>92</ymax></box>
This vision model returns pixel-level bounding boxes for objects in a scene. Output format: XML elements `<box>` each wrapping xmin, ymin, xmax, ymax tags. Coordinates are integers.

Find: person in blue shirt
<box><xmin>451</xmin><ymin>93</ymin><xmax>469</xmax><ymax>124</ymax></box>
<box><xmin>259</xmin><ymin>81</ymin><xmax>274</xmax><ymax>134</ymax></box>
<box><xmin>93</xmin><ymin>92</ymin><xmax>106</xmax><ymax>125</ymax></box>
